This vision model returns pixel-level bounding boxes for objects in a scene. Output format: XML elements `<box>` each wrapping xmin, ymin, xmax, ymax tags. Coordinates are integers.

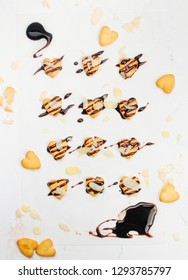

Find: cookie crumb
<box><xmin>33</xmin><ymin>226</ymin><xmax>42</xmax><ymax>235</ymax></box>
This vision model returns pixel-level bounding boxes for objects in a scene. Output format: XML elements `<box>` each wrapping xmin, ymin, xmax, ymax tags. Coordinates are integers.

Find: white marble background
<box><xmin>0</xmin><ymin>0</ymin><xmax>188</xmax><ymax>259</ymax></box>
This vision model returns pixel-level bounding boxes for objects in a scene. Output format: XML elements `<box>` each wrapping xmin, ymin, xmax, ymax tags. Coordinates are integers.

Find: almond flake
<box><xmin>55</xmin><ymin>187</ymin><xmax>66</xmax><ymax>195</ymax></box>
<box><xmin>65</xmin><ymin>166</ymin><xmax>81</xmax><ymax>175</ymax></box>
<box><xmin>118</xmin><ymin>210</ymin><xmax>126</xmax><ymax>220</ymax></box>
<box><xmin>51</xmin><ymin>101</ymin><xmax>61</xmax><ymax>109</ymax></box>
<box><xmin>113</xmin><ymin>88</ymin><xmax>123</xmax><ymax>98</ymax></box>
<box><xmin>93</xmin><ymin>102</ymin><xmax>103</xmax><ymax>110</ymax></box>
<box><xmin>56</xmin><ymin>140</ymin><xmax>64</xmax><ymax>151</ymax></box>
<box><xmin>15</xmin><ymin>208</ymin><xmax>23</xmax><ymax>218</ymax></box>
<box><xmin>0</xmin><ymin>96</ymin><xmax>4</xmax><ymax>106</ymax></box>
<box><xmin>59</xmin><ymin>223</ymin><xmax>70</xmax><ymax>232</ymax></box>
<box><xmin>89</xmin><ymin>182</ymin><xmax>104</xmax><ymax>192</ymax></box>
<box><xmin>29</xmin><ymin>209</ymin><xmax>41</xmax><ymax>220</ymax></box>
<box><xmin>2</xmin><ymin>118</ymin><xmax>14</xmax><ymax>125</ymax></box>
<box><xmin>83</xmin><ymin>97</ymin><xmax>89</xmax><ymax>110</ymax></box>
<box><xmin>132</xmin><ymin>16</ymin><xmax>141</xmax><ymax>28</ymax></box>
<box><xmin>91</xmin><ymin>7</ymin><xmax>104</xmax><ymax>25</ymax></box>
<box><xmin>4</xmin><ymin>87</ymin><xmax>15</xmax><ymax>105</ymax></box>
<box><xmin>122</xmin><ymin>178</ymin><xmax>140</xmax><ymax>190</ymax></box>
<box><xmin>119</xmin><ymin>147</ymin><xmax>125</xmax><ymax>154</ymax></box>
<box><xmin>21</xmin><ymin>204</ymin><xmax>31</xmax><ymax>213</ymax></box>
<box><xmin>78</xmin><ymin>147</ymin><xmax>91</xmax><ymax>155</ymax></box>
<box><xmin>104</xmin><ymin>100</ymin><xmax>117</xmax><ymax>109</ymax></box>
<box><xmin>0</xmin><ymin>76</ymin><xmax>4</xmax><ymax>84</ymax></box>
<box><xmin>33</xmin><ymin>226</ymin><xmax>42</xmax><ymax>235</ymax></box>
<box><xmin>40</xmin><ymin>90</ymin><xmax>48</xmax><ymax>101</ymax></box>
<box><xmin>103</xmin><ymin>150</ymin><xmax>114</xmax><ymax>158</ymax></box>
<box><xmin>4</xmin><ymin>106</ymin><xmax>13</xmax><ymax>112</ymax></box>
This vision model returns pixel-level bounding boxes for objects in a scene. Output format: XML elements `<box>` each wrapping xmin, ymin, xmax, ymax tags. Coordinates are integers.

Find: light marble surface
<box><xmin>0</xmin><ymin>0</ymin><xmax>188</xmax><ymax>260</ymax></box>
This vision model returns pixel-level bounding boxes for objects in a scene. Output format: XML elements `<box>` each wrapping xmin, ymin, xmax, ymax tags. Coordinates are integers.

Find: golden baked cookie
<box><xmin>47</xmin><ymin>178</ymin><xmax>69</xmax><ymax>199</ymax></box>
<box><xmin>17</xmin><ymin>238</ymin><xmax>38</xmax><ymax>258</ymax></box>
<box><xmin>160</xmin><ymin>182</ymin><xmax>179</xmax><ymax>202</ymax></box>
<box><xmin>156</xmin><ymin>74</ymin><xmax>175</xmax><ymax>94</ymax></box>
<box><xmin>21</xmin><ymin>151</ymin><xmax>41</xmax><ymax>170</ymax></box>
<box><xmin>86</xmin><ymin>177</ymin><xmax>104</xmax><ymax>196</ymax></box>
<box><xmin>99</xmin><ymin>26</ymin><xmax>118</xmax><ymax>46</ymax></box>
<box><xmin>36</xmin><ymin>239</ymin><xmax>56</xmax><ymax>257</ymax></box>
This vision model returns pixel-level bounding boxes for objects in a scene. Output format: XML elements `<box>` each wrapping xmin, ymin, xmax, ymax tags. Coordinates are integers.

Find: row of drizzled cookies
<box><xmin>26</xmin><ymin>23</ymin><xmax>146</xmax><ymax>79</ymax></box>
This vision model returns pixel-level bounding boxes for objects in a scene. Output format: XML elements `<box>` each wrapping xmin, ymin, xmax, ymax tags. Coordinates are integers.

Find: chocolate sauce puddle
<box><xmin>89</xmin><ymin>202</ymin><xmax>157</xmax><ymax>238</ymax></box>
<box><xmin>26</xmin><ymin>22</ymin><xmax>52</xmax><ymax>58</ymax></box>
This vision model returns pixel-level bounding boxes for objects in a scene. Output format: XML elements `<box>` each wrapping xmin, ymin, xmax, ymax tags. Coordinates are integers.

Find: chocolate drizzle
<box><xmin>71</xmin><ymin>181</ymin><xmax>84</xmax><ymax>188</ymax></box>
<box><xmin>26</xmin><ymin>22</ymin><xmax>52</xmax><ymax>58</ymax></box>
<box><xmin>77</xmin><ymin>118</ymin><xmax>84</xmax><ymax>123</ymax></box>
<box><xmin>89</xmin><ymin>202</ymin><xmax>157</xmax><ymax>238</ymax></box>
<box><xmin>64</xmin><ymin>93</ymin><xmax>72</xmax><ymax>99</ymax></box>
<box><xmin>138</xmin><ymin>102</ymin><xmax>149</xmax><ymax>112</ymax></box>
<box><xmin>108</xmin><ymin>182</ymin><xmax>118</xmax><ymax>188</ymax></box>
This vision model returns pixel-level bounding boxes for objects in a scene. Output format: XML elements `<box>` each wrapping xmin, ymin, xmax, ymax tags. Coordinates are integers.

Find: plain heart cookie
<box><xmin>160</xmin><ymin>182</ymin><xmax>179</xmax><ymax>203</ymax></box>
<box><xmin>99</xmin><ymin>26</ymin><xmax>118</xmax><ymax>46</ymax></box>
<box><xmin>17</xmin><ymin>238</ymin><xmax>38</xmax><ymax>258</ymax></box>
<box><xmin>156</xmin><ymin>74</ymin><xmax>175</xmax><ymax>94</ymax></box>
<box><xmin>36</xmin><ymin>239</ymin><xmax>56</xmax><ymax>257</ymax></box>
<box><xmin>21</xmin><ymin>151</ymin><xmax>41</xmax><ymax>170</ymax></box>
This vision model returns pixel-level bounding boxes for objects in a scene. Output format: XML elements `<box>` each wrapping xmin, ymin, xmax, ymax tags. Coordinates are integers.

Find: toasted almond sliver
<box><xmin>0</xmin><ymin>76</ymin><xmax>4</xmax><ymax>84</ymax></box>
<box><xmin>118</xmin><ymin>210</ymin><xmax>126</xmax><ymax>220</ymax></box>
<box><xmin>122</xmin><ymin>178</ymin><xmax>140</xmax><ymax>190</ymax></box>
<box><xmin>113</xmin><ymin>88</ymin><xmax>123</xmax><ymax>98</ymax></box>
<box><xmin>78</xmin><ymin>147</ymin><xmax>91</xmax><ymax>155</ymax></box>
<box><xmin>4</xmin><ymin>87</ymin><xmax>15</xmax><ymax>105</ymax></box>
<box><xmin>29</xmin><ymin>209</ymin><xmax>41</xmax><ymax>220</ymax></box>
<box><xmin>59</xmin><ymin>223</ymin><xmax>70</xmax><ymax>232</ymax></box>
<box><xmin>132</xmin><ymin>16</ymin><xmax>141</xmax><ymax>28</ymax></box>
<box><xmin>103</xmin><ymin>150</ymin><xmax>114</xmax><ymax>158</ymax></box>
<box><xmin>4</xmin><ymin>106</ymin><xmax>13</xmax><ymax>112</ymax></box>
<box><xmin>89</xmin><ymin>182</ymin><xmax>104</xmax><ymax>192</ymax></box>
<box><xmin>122</xmin><ymin>23</ymin><xmax>134</xmax><ymax>32</ymax></box>
<box><xmin>0</xmin><ymin>96</ymin><xmax>4</xmax><ymax>106</ymax></box>
<box><xmin>56</xmin><ymin>140</ymin><xmax>64</xmax><ymax>151</ymax></box>
<box><xmin>54</xmin><ymin>187</ymin><xmax>66</xmax><ymax>195</ymax></box>
<box><xmin>65</xmin><ymin>166</ymin><xmax>81</xmax><ymax>175</ymax></box>
<box><xmin>33</xmin><ymin>226</ymin><xmax>42</xmax><ymax>235</ymax></box>
<box><xmin>93</xmin><ymin>101</ymin><xmax>104</xmax><ymax>111</ymax></box>
<box><xmin>104</xmin><ymin>100</ymin><xmax>117</xmax><ymax>109</ymax></box>
<box><xmin>21</xmin><ymin>204</ymin><xmax>31</xmax><ymax>213</ymax></box>
<box><xmin>119</xmin><ymin>147</ymin><xmax>125</xmax><ymax>154</ymax></box>
<box><xmin>91</xmin><ymin>7</ymin><xmax>104</xmax><ymax>25</ymax></box>
<box><xmin>2</xmin><ymin>118</ymin><xmax>14</xmax><ymax>125</ymax></box>
<box><xmin>15</xmin><ymin>208</ymin><xmax>23</xmax><ymax>218</ymax></box>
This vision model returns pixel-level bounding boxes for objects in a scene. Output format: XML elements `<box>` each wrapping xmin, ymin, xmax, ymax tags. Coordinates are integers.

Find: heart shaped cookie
<box><xmin>21</xmin><ymin>151</ymin><xmax>41</xmax><ymax>169</ymax></box>
<box><xmin>36</xmin><ymin>239</ymin><xmax>56</xmax><ymax>257</ymax></box>
<box><xmin>160</xmin><ymin>182</ymin><xmax>179</xmax><ymax>202</ymax></box>
<box><xmin>116</xmin><ymin>98</ymin><xmax>138</xmax><ymax>119</ymax></box>
<box><xmin>34</xmin><ymin>56</ymin><xmax>64</xmax><ymax>78</ymax></box>
<box><xmin>43</xmin><ymin>96</ymin><xmax>62</xmax><ymax>117</ymax></box>
<box><xmin>99</xmin><ymin>26</ymin><xmax>118</xmax><ymax>46</ymax></box>
<box><xmin>86</xmin><ymin>177</ymin><xmax>105</xmax><ymax>196</ymax></box>
<box><xmin>17</xmin><ymin>238</ymin><xmax>38</xmax><ymax>258</ymax></box>
<box><xmin>156</xmin><ymin>74</ymin><xmax>175</xmax><ymax>94</ymax></box>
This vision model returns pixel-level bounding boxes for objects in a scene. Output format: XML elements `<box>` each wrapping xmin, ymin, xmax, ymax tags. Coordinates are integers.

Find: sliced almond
<box><xmin>50</xmin><ymin>101</ymin><xmax>61</xmax><ymax>109</ymax></box>
<box><xmin>2</xmin><ymin>118</ymin><xmax>14</xmax><ymax>125</ymax></box>
<box><xmin>29</xmin><ymin>209</ymin><xmax>41</xmax><ymax>220</ymax></box>
<box><xmin>15</xmin><ymin>208</ymin><xmax>23</xmax><ymax>218</ymax></box>
<box><xmin>122</xmin><ymin>23</ymin><xmax>134</xmax><ymax>32</ymax></box>
<box><xmin>118</xmin><ymin>147</ymin><xmax>125</xmax><ymax>154</ymax></box>
<box><xmin>113</xmin><ymin>88</ymin><xmax>123</xmax><ymax>98</ymax></box>
<box><xmin>0</xmin><ymin>96</ymin><xmax>4</xmax><ymax>106</ymax></box>
<box><xmin>65</xmin><ymin>166</ymin><xmax>81</xmax><ymax>175</ymax></box>
<box><xmin>59</xmin><ymin>223</ymin><xmax>70</xmax><ymax>232</ymax></box>
<box><xmin>93</xmin><ymin>101</ymin><xmax>103</xmax><ymax>110</ymax></box>
<box><xmin>33</xmin><ymin>226</ymin><xmax>42</xmax><ymax>235</ymax></box>
<box><xmin>4</xmin><ymin>106</ymin><xmax>13</xmax><ymax>112</ymax></box>
<box><xmin>132</xmin><ymin>16</ymin><xmax>141</xmax><ymax>28</ymax></box>
<box><xmin>83</xmin><ymin>97</ymin><xmax>89</xmax><ymax>110</ymax></box>
<box><xmin>122</xmin><ymin>177</ymin><xmax>140</xmax><ymax>190</ymax></box>
<box><xmin>40</xmin><ymin>90</ymin><xmax>48</xmax><ymax>101</ymax></box>
<box><xmin>103</xmin><ymin>150</ymin><xmax>114</xmax><ymax>158</ymax></box>
<box><xmin>4</xmin><ymin>87</ymin><xmax>15</xmax><ymax>105</ymax></box>
<box><xmin>104</xmin><ymin>100</ymin><xmax>117</xmax><ymax>109</ymax></box>
<box><xmin>78</xmin><ymin>147</ymin><xmax>91</xmax><ymax>155</ymax></box>
<box><xmin>89</xmin><ymin>182</ymin><xmax>104</xmax><ymax>192</ymax></box>
<box><xmin>91</xmin><ymin>7</ymin><xmax>104</xmax><ymax>25</ymax></box>
<box><xmin>21</xmin><ymin>204</ymin><xmax>31</xmax><ymax>213</ymax></box>
<box><xmin>0</xmin><ymin>76</ymin><xmax>4</xmax><ymax>83</ymax></box>
<box><xmin>118</xmin><ymin>209</ymin><xmax>126</xmax><ymax>220</ymax></box>
<box><xmin>56</xmin><ymin>140</ymin><xmax>64</xmax><ymax>151</ymax></box>
<box><xmin>54</xmin><ymin>187</ymin><xmax>66</xmax><ymax>195</ymax></box>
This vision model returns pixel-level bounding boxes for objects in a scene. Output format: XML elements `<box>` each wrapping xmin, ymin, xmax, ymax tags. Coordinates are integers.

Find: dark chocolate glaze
<box><xmin>76</xmin><ymin>69</ymin><xmax>83</xmax><ymax>73</ymax></box>
<box><xmin>77</xmin><ymin>118</ymin><xmax>84</xmax><ymax>123</ymax></box>
<box><xmin>60</xmin><ymin>104</ymin><xmax>74</xmax><ymax>115</ymax></box>
<box><xmin>26</xmin><ymin>22</ymin><xmax>52</xmax><ymax>58</ymax></box>
<box><xmin>64</xmin><ymin>92</ymin><xmax>72</xmax><ymax>99</ymax></box>
<box><xmin>89</xmin><ymin>202</ymin><xmax>157</xmax><ymax>238</ymax></box>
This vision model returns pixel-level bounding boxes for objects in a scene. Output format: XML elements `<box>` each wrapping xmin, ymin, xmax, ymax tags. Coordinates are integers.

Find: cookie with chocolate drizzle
<box><xmin>34</xmin><ymin>56</ymin><xmax>64</xmax><ymax>77</ymax></box>
<box><xmin>116</xmin><ymin>54</ymin><xmax>146</xmax><ymax>79</ymax></box>
<box><xmin>47</xmin><ymin>179</ymin><xmax>69</xmax><ymax>199</ymax></box>
<box><xmin>47</xmin><ymin>136</ymin><xmax>73</xmax><ymax>160</ymax></box>
<box><xmin>38</xmin><ymin>96</ymin><xmax>74</xmax><ymax>118</ymax></box>
<box><xmin>104</xmin><ymin>138</ymin><xmax>154</xmax><ymax>159</ymax></box>
<box><xmin>119</xmin><ymin>176</ymin><xmax>141</xmax><ymax>195</ymax></box>
<box><xmin>79</xmin><ymin>94</ymin><xmax>108</xmax><ymax>118</ymax></box>
<box><xmin>86</xmin><ymin>177</ymin><xmax>105</xmax><ymax>196</ymax></box>
<box><xmin>89</xmin><ymin>202</ymin><xmax>157</xmax><ymax>238</ymax></box>
<box><xmin>76</xmin><ymin>51</ymin><xmax>108</xmax><ymax>76</ymax></box>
